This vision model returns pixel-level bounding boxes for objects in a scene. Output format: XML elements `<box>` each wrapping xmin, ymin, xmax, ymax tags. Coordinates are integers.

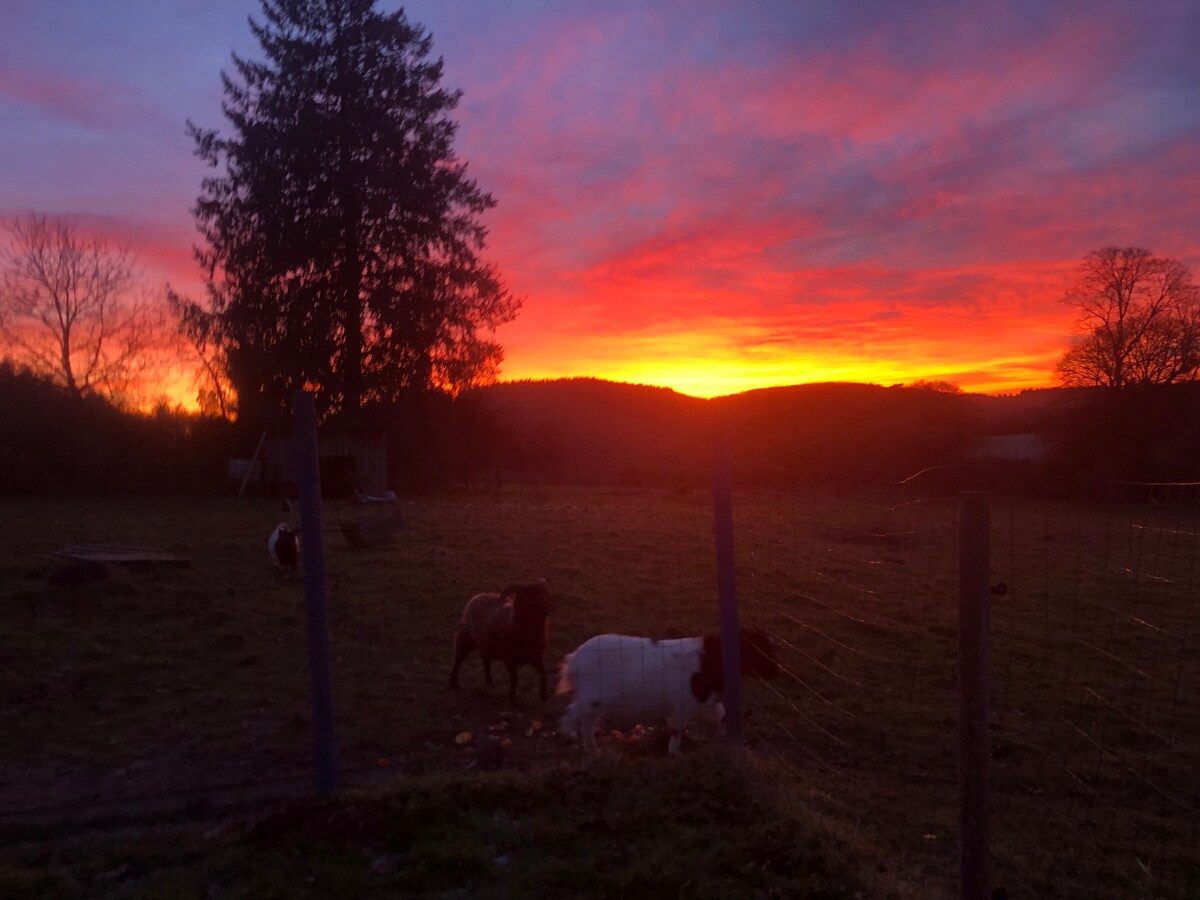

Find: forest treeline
<box><xmin>4</xmin><ymin>366</ymin><xmax>1200</xmax><ymax>498</ymax></box>
<box><xmin>0</xmin><ymin>362</ymin><xmax>238</xmax><ymax>495</ymax></box>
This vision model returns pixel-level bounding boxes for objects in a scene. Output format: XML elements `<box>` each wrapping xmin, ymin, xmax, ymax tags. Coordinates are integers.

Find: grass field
<box><xmin>0</xmin><ymin>484</ymin><xmax>1197</xmax><ymax>897</ymax></box>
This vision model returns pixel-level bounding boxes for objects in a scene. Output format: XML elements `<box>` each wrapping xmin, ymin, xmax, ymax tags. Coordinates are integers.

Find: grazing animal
<box><xmin>449</xmin><ymin>581</ymin><xmax>553</xmax><ymax>705</ymax></box>
<box><xmin>268</xmin><ymin>524</ymin><xmax>300</xmax><ymax>577</ymax></box>
<box><xmin>557</xmin><ymin>627</ymin><xmax>780</xmax><ymax>756</ymax></box>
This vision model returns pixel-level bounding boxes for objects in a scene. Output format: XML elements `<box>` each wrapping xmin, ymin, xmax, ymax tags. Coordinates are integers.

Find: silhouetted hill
<box><xmin>712</xmin><ymin>381</ymin><xmax>972</xmax><ymax>482</ymax></box>
<box><xmin>471</xmin><ymin>378</ymin><xmax>1200</xmax><ymax>492</ymax></box>
<box><xmin>7</xmin><ymin>366</ymin><xmax>1197</xmax><ymax>497</ymax></box>
<box><xmin>473</xmin><ymin>379</ymin><xmax>983</xmax><ymax>487</ymax></box>
<box><xmin>472</xmin><ymin>378</ymin><xmax>710</xmax><ymax>486</ymax></box>
<box><xmin>963</xmin><ymin>386</ymin><xmax>1086</xmax><ymax>433</ymax></box>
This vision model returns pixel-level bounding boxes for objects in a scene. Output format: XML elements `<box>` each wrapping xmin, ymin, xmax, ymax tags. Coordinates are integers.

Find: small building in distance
<box><xmin>258</xmin><ymin>427</ymin><xmax>388</xmax><ymax>498</ymax></box>
<box><xmin>964</xmin><ymin>432</ymin><xmax>1050</xmax><ymax>463</ymax></box>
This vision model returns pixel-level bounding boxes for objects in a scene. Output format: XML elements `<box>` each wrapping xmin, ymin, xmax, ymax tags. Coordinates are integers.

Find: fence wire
<box><xmin>732</xmin><ymin>465</ymin><xmax>1199</xmax><ymax>899</ymax></box>
<box><xmin>3</xmin><ymin>482</ymin><xmax>1196</xmax><ymax>899</ymax></box>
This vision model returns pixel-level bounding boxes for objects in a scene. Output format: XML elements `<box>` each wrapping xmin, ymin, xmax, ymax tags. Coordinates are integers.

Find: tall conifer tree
<box><xmin>186</xmin><ymin>0</ymin><xmax>519</xmax><ymax>422</ymax></box>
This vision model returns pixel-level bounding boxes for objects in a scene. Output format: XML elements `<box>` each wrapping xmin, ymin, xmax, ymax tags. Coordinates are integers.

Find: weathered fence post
<box><xmin>293</xmin><ymin>390</ymin><xmax>338</xmax><ymax>795</ymax></box>
<box><xmin>712</xmin><ymin>434</ymin><xmax>743</xmax><ymax>742</ymax></box>
<box><xmin>958</xmin><ymin>491</ymin><xmax>992</xmax><ymax>899</ymax></box>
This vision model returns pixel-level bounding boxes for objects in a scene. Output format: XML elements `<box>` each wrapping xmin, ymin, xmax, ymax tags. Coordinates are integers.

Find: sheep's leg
<box><xmin>535</xmin><ymin>660</ymin><xmax>548</xmax><ymax>701</ymax></box>
<box><xmin>448</xmin><ymin>630</ymin><xmax>477</xmax><ymax>689</ymax></box>
<box><xmin>557</xmin><ymin>704</ymin><xmax>580</xmax><ymax>740</ymax></box>
<box><xmin>560</xmin><ymin>702</ymin><xmax>600</xmax><ymax>756</ymax></box>
<box><xmin>580</xmin><ymin>712</ymin><xmax>601</xmax><ymax>756</ymax></box>
<box><xmin>505</xmin><ymin>662</ymin><xmax>520</xmax><ymax>706</ymax></box>
<box><xmin>665</xmin><ymin>716</ymin><xmax>684</xmax><ymax>756</ymax></box>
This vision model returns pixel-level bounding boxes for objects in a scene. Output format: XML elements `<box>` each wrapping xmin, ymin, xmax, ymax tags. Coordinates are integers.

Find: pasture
<box><xmin>0</xmin><ymin>484</ymin><xmax>1196</xmax><ymax>897</ymax></box>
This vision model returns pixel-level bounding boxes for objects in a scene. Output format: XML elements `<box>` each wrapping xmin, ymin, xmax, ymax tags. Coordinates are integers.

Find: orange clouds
<box><xmin>497</xmin><ymin>257</ymin><xmax>1081</xmax><ymax>397</ymax></box>
<box><xmin>4</xmin><ymin>1</ymin><xmax>1198</xmax><ymax>405</ymax></box>
<box><xmin>461</xmin><ymin>2</ymin><xmax>1199</xmax><ymax>398</ymax></box>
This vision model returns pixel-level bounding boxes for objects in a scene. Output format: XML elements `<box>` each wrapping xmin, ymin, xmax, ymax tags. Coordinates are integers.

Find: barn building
<box><xmin>256</xmin><ymin>427</ymin><xmax>389</xmax><ymax>498</ymax></box>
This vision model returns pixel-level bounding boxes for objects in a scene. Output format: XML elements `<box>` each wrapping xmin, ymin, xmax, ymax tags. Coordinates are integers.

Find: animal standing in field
<box><xmin>557</xmin><ymin>627</ymin><xmax>780</xmax><ymax>756</ymax></box>
<box><xmin>268</xmin><ymin>524</ymin><xmax>300</xmax><ymax>578</ymax></box>
<box><xmin>448</xmin><ymin>581</ymin><xmax>553</xmax><ymax>705</ymax></box>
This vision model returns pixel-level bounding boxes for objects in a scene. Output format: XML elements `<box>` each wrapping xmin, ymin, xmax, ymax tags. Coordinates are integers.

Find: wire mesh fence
<box><xmin>2</xmin><ymin>475</ymin><xmax>1196</xmax><ymax>897</ymax></box>
<box><xmin>985</xmin><ymin>486</ymin><xmax>1200</xmax><ymax>898</ymax></box>
<box><xmin>732</xmin><ymin>463</ymin><xmax>1200</xmax><ymax>898</ymax></box>
<box><xmin>732</xmin><ymin>469</ymin><xmax>963</xmax><ymax>892</ymax></box>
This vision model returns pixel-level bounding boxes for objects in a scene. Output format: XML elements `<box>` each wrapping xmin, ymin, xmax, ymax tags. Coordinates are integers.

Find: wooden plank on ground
<box><xmin>49</xmin><ymin>544</ymin><xmax>192</xmax><ymax>565</ymax></box>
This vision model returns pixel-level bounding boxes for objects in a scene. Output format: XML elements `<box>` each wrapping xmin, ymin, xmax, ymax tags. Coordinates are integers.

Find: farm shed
<box><xmin>964</xmin><ymin>432</ymin><xmax>1050</xmax><ymax>462</ymax></box>
<box><xmin>259</xmin><ymin>428</ymin><xmax>388</xmax><ymax>497</ymax></box>
<box><xmin>956</xmin><ymin>431</ymin><xmax>1061</xmax><ymax>497</ymax></box>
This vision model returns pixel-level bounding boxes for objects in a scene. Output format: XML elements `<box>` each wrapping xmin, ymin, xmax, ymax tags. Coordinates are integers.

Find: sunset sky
<box><xmin>2</xmin><ymin>0</ymin><xmax>1198</xmax><ymax>401</ymax></box>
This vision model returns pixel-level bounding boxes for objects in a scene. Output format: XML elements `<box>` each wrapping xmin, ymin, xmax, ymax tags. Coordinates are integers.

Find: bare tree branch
<box><xmin>1</xmin><ymin>213</ymin><xmax>159</xmax><ymax>405</ymax></box>
<box><xmin>1057</xmin><ymin>247</ymin><xmax>1200</xmax><ymax>388</ymax></box>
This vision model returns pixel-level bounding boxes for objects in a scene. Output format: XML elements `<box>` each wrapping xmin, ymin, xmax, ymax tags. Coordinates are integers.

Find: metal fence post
<box><xmin>712</xmin><ymin>434</ymin><xmax>743</xmax><ymax>742</ymax></box>
<box><xmin>959</xmin><ymin>491</ymin><xmax>992</xmax><ymax>899</ymax></box>
<box><xmin>293</xmin><ymin>390</ymin><xmax>338</xmax><ymax>795</ymax></box>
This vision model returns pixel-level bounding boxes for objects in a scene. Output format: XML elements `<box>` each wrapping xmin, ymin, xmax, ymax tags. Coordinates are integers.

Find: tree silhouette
<box><xmin>908</xmin><ymin>379</ymin><xmax>963</xmax><ymax>394</ymax></box>
<box><xmin>184</xmin><ymin>0</ymin><xmax>520</xmax><ymax>423</ymax></box>
<box><xmin>167</xmin><ymin>287</ymin><xmax>236</xmax><ymax>420</ymax></box>
<box><xmin>0</xmin><ymin>213</ymin><xmax>157</xmax><ymax>405</ymax></box>
<box><xmin>1056</xmin><ymin>247</ymin><xmax>1200</xmax><ymax>389</ymax></box>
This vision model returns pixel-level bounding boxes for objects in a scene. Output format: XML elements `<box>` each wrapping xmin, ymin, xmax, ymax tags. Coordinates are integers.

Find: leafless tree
<box><xmin>1056</xmin><ymin>247</ymin><xmax>1200</xmax><ymax>388</ymax></box>
<box><xmin>166</xmin><ymin>287</ymin><xmax>236</xmax><ymax>419</ymax></box>
<box><xmin>0</xmin><ymin>213</ymin><xmax>158</xmax><ymax>404</ymax></box>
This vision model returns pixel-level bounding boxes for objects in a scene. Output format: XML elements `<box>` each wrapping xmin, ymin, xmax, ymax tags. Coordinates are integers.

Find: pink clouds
<box><xmin>338</xmin><ymin>0</ymin><xmax>1196</xmax><ymax>395</ymax></box>
<box><xmin>0</xmin><ymin>67</ymin><xmax>166</xmax><ymax>130</ymax></box>
<box><xmin>3</xmin><ymin>1</ymin><xmax>1198</xmax><ymax>404</ymax></box>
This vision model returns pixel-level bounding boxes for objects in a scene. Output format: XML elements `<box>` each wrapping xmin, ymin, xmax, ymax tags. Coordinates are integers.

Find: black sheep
<box><xmin>449</xmin><ymin>581</ymin><xmax>553</xmax><ymax>705</ymax></box>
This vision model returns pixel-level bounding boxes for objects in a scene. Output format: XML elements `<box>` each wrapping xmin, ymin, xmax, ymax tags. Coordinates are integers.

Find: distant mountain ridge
<box><xmin>468</xmin><ymin>377</ymin><xmax>1084</xmax><ymax>488</ymax></box>
<box><xmin>465</xmin><ymin>376</ymin><xmax>1200</xmax><ymax>494</ymax></box>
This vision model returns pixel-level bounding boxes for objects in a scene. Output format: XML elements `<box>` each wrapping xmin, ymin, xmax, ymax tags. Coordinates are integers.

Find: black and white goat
<box><xmin>268</xmin><ymin>524</ymin><xmax>300</xmax><ymax>578</ymax></box>
<box><xmin>557</xmin><ymin>627</ymin><xmax>780</xmax><ymax>756</ymax></box>
<box><xmin>448</xmin><ymin>581</ymin><xmax>553</xmax><ymax>705</ymax></box>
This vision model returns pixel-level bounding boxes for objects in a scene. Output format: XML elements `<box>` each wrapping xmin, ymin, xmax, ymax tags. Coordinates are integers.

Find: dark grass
<box><xmin>0</xmin><ymin>751</ymin><xmax>868</xmax><ymax>899</ymax></box>
<box><xmin>1</xmin><ymin>486</ymin><xmax>1198</xmax><ymax>898</ymax></box>
<box><xmin>731</xmin><ymin>484</ymin><xmax>1200</xmax><ymax>899</ymax></box>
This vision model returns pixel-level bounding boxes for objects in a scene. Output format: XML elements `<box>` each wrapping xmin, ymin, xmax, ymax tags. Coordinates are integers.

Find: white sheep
<box><xmin>556</xmin><ymin>627</ymin><xmax>780</xmax><ymax>756</ymax></box>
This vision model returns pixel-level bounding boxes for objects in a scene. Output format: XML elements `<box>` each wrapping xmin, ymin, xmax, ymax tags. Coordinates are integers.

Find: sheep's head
<box><xmin>738</xmin><ymin>627</ymin><xmax>780</xmax><ymax>680</ymax></box>
<box><xmin>506</xmin><ymin>580</ymin><xmax>552</xmax><ymax>624</ymax></box>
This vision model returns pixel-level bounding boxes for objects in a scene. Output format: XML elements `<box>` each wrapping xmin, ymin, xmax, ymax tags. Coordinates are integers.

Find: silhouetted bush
<box><xmin>0</xmin><ymin>361</ymin><xmax>238</xmax><ymax>495</ymax></box>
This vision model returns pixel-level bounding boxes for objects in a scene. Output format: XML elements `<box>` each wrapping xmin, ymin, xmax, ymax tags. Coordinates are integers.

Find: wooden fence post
<box><xmin>293</xmin><ymin>390</ymin><xmax>338</xmax><ymax>795</ymax></box>
<box><xmin>959</xmin><ymin>491</ymin><xmax>992</xmax><ymax>899</ymax></box>
<box><xmin>712</xmin><ymin>434</ymin><xmax>743</xmax><ymax>742</ymax></box>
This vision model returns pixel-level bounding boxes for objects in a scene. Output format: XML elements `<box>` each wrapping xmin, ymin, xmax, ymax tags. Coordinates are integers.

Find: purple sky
<box><xmin>3</xmin><ymin>0</ymin><xmax>1199</xmax><ymax>399</ymax></box>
